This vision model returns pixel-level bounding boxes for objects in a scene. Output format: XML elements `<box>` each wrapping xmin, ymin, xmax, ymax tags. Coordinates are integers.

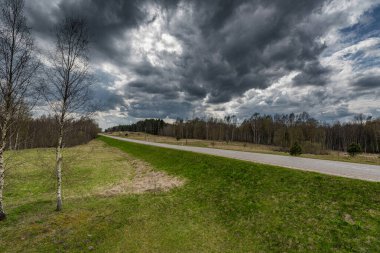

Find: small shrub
<box><xmin>347</xmin><ymin>143</ymin><xmax>362</xmax><ymax>157</ymax></box>
<box><xmin>210</xmin><ymin>141</ymin><xmax>215</xmax><ymax>147</ymax></box>
<box><xmin>290</xmin><ymin>142</ymin><xmax>302</xmax><ymax>156</ymax></box>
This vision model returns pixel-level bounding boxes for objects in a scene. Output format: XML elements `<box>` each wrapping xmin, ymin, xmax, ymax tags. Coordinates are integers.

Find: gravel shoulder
<box><xmin>102</xmin><ymin>135</ymin><xmax>380</xmax><ymax>182</ymax></box>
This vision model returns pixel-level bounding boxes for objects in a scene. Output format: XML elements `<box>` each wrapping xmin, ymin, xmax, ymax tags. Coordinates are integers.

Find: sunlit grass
<box><xmin>0</xmin><ymin>137</ymin><xmax>379</xmax><ymax>252</ymax></box>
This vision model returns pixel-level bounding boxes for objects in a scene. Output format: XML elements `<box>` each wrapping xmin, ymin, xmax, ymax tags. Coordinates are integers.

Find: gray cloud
<box><xmin>293</xmin><ymin>61</ymin><xmax>331</xmax><ymax>86</ymax></box>
<box><xmin>168</xmin><ymin>0</ymin><xmax>334</xmax><ymax>103</ymax></box>
<box><xmin>352</xmin><ymin>75</ymin><xmax>380</xmax><ymax>90</ymax></box>
<box><xmin>25</xmin><ymin>0</ymin><xmax>380</xmax><ymax>124</ymax></box>
<box><xmin>26</xmin><ymin>0</ymin><xmax>181</xmax><ymax>64</ymax></box>
<box><xmin>90</xmin><ymin>71</ymin><xmax>126</xmax><ymax>110</ymax></box>
<box><xmin>128</xmin><ymin>99</ymin><xmax>192</xmax><ymax>119</ymax></box>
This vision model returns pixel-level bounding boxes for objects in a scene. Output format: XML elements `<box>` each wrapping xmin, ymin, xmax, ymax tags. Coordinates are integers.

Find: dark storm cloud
<box><xmin>352</xmin><ymin>75</ymin><xmax>380</xmax><ymax>90</ymax></box>
<box><xmin>25</xmin><ymin>0</ymin><xmax>378</xmax><ymax>121</ymax></box>
<box><xmin>26</xmin><ymin>0</ymin><xmax>180</xmax><ymax>63</ymax></box>
<box><xmin>127</xmin><ymin>80</ymin><xmax>180</xmax><ymax>100</ymax></box>
<box><xmin>128</xmin><ymin>99</ymin><xmax>192</xmax><ymax>119</ymax></box>
<box><xmin>169</xmin><ymin>0</ymin><xmax>334</xmax><ymax>103</ymax></box>
<box><xmin>25</xmin><ymin>1</ymin><xmax>56</xmax><ymax>39</ymax></box>
<box><xmin>133</xmin><ymin>62</ymin><xmax>161</xmax><ymax>76</ymax></box>
<box><xmin>91</xmin><ymin>71</ymin><xmax>126</xmax><ymax>110</ymax></box>
<box><xmin>91</xmin><ymin>85</ymin><xmax>126</xmax><ymax>111</ymax></box>
<box><xmin>292</xmin><ymin>61</ymin><xmax>331</xmax><ymax>86</ymax></box>
<box><xmin>56</xmin><ymin>0</ymin><xmax>145</xmax><ymax>61</ymax></box>
<box><xmin>91</xmin><ymin>86</ymin><xmax>127</xmax><ymax>111</ymax></box>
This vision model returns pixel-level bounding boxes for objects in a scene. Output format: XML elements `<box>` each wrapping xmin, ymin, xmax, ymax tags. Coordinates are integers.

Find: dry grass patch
<box><xmin>5</xmin><ymin>140</ymin><xmax>185</xmax><ymax>208</ymax></box>
<box><xmin>99</xmin><ymin>155</ymin><xmax>185</xmax><ymax>196</ymax></box>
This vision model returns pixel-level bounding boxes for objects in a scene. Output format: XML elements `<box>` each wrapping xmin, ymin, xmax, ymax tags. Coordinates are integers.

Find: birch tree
<box><xmin>0</xmin><ymin>0</ymin><xmax>38</xmax><ymax>221</ymax></box>
<box><xmin>43</xmin><ymin>17</ymin><xmax>90</xmax><ymax>211</ymax></box>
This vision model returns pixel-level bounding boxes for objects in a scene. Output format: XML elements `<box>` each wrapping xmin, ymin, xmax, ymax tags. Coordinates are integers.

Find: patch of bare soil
<box><xmin>343</xmin><ymin>213</ymin><xmax>355</xmax><ymax>225</ymax></box>
<box><xmin>100</xmin><ymin>157</ymin><xmax>185</xmax><ymax>196</ymax></box>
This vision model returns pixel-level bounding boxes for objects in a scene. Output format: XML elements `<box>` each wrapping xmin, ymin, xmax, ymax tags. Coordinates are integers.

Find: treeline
<box><xmin>108</xmin><ymin>112</ymin><xmax>380</xmax><ymax>154</ymax></box>
<box><xmin>3</xmin><ymin>116</ymin><xmax>100</xmax><ymax>150</ymax></box>
<box><xmin>106</xmin><ymin>119</ymin><xmax>166</xmax><ymax>135</ymax></box>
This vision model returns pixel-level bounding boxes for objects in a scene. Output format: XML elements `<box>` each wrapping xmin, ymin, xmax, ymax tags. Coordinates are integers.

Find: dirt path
<box><xmin>102</xmin><ymin>135</ymin><xmax>380</xmax><ymax>182</ymax></box>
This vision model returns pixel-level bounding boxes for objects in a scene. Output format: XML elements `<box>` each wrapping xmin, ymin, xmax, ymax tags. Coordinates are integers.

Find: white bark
<box><xmin>0</xmin><ymin>122</ymin><xmax>8</xmax><ymax>220</ymax></box>
<box><xmin>0</xmin><ymin>145</ymin><xmax>5</xmax><ymax>220</ymax></box>
<box><xmin>0</xmin><ymin>113</ymin><xmax>10</xmax><ymax>220</ymax></box>
<box><xmin>55</xmin><ymin>121</ymin><xmax>64</xmax><ymax>211</ymax></box>
<box><xmin>14</xmin><ymin>131</ymin><xmax>19</xmax><ymax>150</ymax></box>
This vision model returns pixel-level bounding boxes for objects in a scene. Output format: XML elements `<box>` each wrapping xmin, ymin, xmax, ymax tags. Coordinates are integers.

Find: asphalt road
<box><xmin>102</xmin><ymin>135</ymin><xmax>380</xmax><ymax>182</ymax></box>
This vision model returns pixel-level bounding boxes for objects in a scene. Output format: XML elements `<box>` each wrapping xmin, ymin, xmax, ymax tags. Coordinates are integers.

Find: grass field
<box><xmin>110</xmin><ymin>131</ymin><xmax>380</xmax><ymax>165</ymax></box>
<box><xmin>0</xmin><ymin>136</ymin><xmax>380</xmax><ymax>252</ymax></box>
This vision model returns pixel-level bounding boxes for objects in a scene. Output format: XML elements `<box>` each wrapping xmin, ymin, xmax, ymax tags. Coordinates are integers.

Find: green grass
<box><xmin>1</xmin><ymin>136</ymin><xmax>380</xmax><ymax>252</ymax></box>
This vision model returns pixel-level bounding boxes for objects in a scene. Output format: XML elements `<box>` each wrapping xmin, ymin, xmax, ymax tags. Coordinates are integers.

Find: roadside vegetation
<box><xmin>106</xmin><ymin>113</ymin><xmax>380</xmax><ymax>155</ymax></box>
<box><xmin>2</xmin><ymin>137</ymin><xmax>379</xmax><ymax>252</ymax></box>
<box><xmin>109</xmin><ymin>131</ymin><xmax>380</xmax><ymax>165</ymax></box>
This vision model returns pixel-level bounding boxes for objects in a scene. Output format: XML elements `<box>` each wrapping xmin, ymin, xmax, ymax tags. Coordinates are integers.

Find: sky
<box><xmin>25</xmin><ymin>0</ymin><xmax>380</xmax><ymax>129</ymax></box>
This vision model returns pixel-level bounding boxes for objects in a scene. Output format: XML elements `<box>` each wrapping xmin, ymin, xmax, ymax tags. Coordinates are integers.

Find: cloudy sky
<box><xmin>25</xmin><ymin>0</ymin><xmax>380</xmax><ymax>129</ymax></box>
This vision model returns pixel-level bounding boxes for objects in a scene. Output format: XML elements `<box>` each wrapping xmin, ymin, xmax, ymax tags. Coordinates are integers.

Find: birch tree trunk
<box><xmin>8</xmin><ymin>126</ymin><xmax>12</xmax><ymax>150</ymax></box>
<box><xmin>0</xmin><ymin>122</ymin><xmax>8</xmax><ymax>220</ymax></box>
<box><xmin>0</xmin><ymin>144</ymin><xmax>6</xmax><ymax>220</ymax></box>
<box><xmin>44</xmin><ymin>17</ymin><xmax>90</xmax><ymax>211</ymax></box>
<box><xmin>14</xmin><ymin>131</ymin><xmax>19</xmax><ymax>150</ymax></box>
<box><xmin>55</xmin><ymin>120</ymin><xmax>64</xmax><ymax>211</ymax></box>
<box><xmin>0</xmin><ymin>113</ymin><xmax>10</xmax><ymax>220</ymax></box>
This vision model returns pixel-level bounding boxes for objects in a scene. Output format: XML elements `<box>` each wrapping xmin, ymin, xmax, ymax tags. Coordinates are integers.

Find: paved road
<box><xmin>102</xmin><ymin>135</ymin><xmax>380</xmax><ymax>182</ymax></box>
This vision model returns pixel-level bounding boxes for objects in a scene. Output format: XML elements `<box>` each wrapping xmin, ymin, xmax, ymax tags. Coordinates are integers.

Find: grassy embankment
<box><xmin>0</xmin><ymin>136</ymin><xmax>379</xmax><ymax>252</ymax></box>
<box><xmin>109</xmin><ymin>131</ymin><xmax>380</xmax><ymax>165</ymax></box>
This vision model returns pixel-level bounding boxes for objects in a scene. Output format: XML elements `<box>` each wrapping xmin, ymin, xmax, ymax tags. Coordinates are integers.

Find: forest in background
<box><xmin>1</xmin><ymin>115</ymin><xmax>100</xmax><ymax>150</ymax></box>
<box><xmin>105</xmin><ymin>112</ymin><xmax>380</xmax><ymax>154</ymax></box>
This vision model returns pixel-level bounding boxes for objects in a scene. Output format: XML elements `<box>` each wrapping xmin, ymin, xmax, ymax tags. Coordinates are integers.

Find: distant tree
<box><xmin>106</xmin><ymin>119</ymin><xmax>166</xmax><ymax>135</ymax></box>
<box><xmin>17</xmin><ymin>116</ymin><xmax>99</xmax><ymax>149</ymax></box>
<box><xmin>0</xmin><ymin>0</ymin><xmax>39</xmax><ymax>221</ymax></box>
<box><xmin>347</xmin><ymin>143</ymin><xmax>362</xmax><ymax>157</ymax></box>
<box><xmin>43</xmin><ymin>16</ymin><xmax>90</xmax><ymax>211</ymax></box>
<box><xmin>290</xmin><ymin>142</ymin><xmax>302</xmax><ymax>156</ymax></box>
<box><xmin>224</xmin><ymin>115</ymin><xmax>231</xmax><ymax>143</ymax></box>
